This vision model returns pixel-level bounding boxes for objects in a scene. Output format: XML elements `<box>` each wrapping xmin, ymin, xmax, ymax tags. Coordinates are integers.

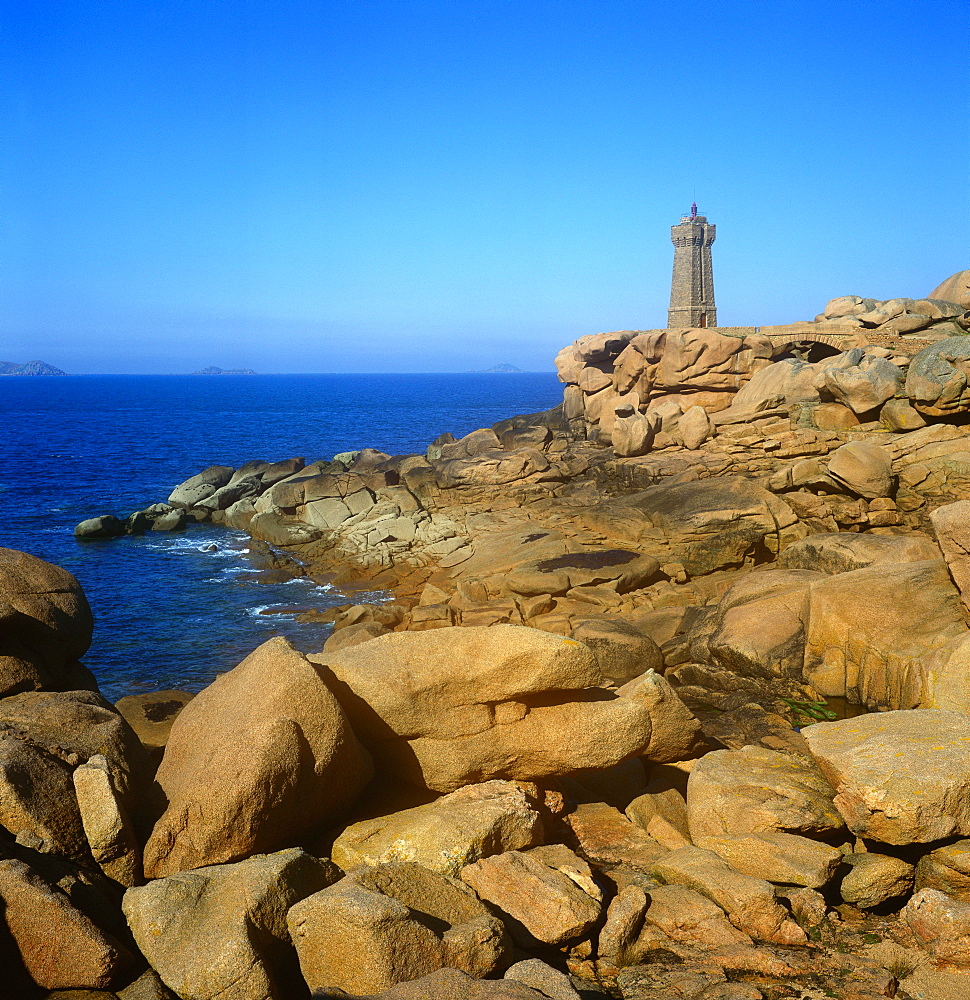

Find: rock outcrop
<box><xmin>929</xmin><ymin>270</ymin><xmax>970</xmax><ymax>309</ymax></box>
<box><xmin>30</xmin><ymin>274</ymin><xmax>970</xmax><ymax>997</ymax></box>
<box><xmin>801</xmin><ymin>710</ymin><xmax>970</xmax><ymax>844</ymax></box>
<box><xmin>288</xmin><ymin>862</ymin><xmax>509</xmax><ymax>995</ymax></box>
<box><xmin>332</xmin><ymin>780</ymin><xmax>544</xmax><ymax>876</ymax></box>
<box><xmin>0</xmin><ymin>856</ymin><xmax>135</xmax><ymax>990</ymax></box>
<box><xmin>315</xmin><ymin>625</ymin><xmax>701</xmax><ymax>791</ymax></box>
<box><xmin>124</xmin><ymin>848</ymin><xmax>336</xmax><ymax>1000</ymax></box>
<box><xmin>460</xmin><ymin>849</ymin><xmax>602</xmax><ymax>946</ymax></box>
<box><xmin>652</xmin><ymin>846</ymin><xmax>807</xmax><ymax>945</ymax></box>
<box><xmin>687</xmin><ymin>746</ymin><xmax>844</xmax><ymax>840</ymax></box>
<box><xmin>0</xmin><ymin>546</ymin><xmax>95</xmax><ymax>697</ymax></box>
<box><xmin>143</xmin><ymin>636</ymin><xmax>373</xmax><ymax>877</ymax></box>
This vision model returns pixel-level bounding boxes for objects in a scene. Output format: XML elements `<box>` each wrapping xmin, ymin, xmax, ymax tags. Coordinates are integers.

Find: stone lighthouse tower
<box><xmin>668</xmin><ymin>203</ymin><xmax>717</xmax><ymax>328</ymax></box>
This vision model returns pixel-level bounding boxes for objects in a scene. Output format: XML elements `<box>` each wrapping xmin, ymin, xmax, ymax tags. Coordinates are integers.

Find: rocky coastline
<box><xmin>7</xmin><ymin>274</ymin><xmax>970</xmax><ymax>998</ymax></box>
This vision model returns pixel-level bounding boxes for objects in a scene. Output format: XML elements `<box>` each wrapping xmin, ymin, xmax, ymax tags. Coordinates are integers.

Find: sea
<box><xmin>0</xmin><ymin>373</ymin><xmax>564</xmax><ymax>702</ymax></box>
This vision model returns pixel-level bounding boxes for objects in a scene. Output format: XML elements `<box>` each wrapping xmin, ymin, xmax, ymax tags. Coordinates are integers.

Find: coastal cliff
<box><xmin>6</xmin><ymin>273</ymin><xmax>970</xmax><ymax>998</ymax></box>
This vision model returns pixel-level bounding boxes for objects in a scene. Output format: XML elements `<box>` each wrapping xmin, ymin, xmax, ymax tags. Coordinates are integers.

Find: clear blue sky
<box><xmin>2</xmin><ymin>0</ymin><xmax>966</xmax><ymax>373</ymax></box>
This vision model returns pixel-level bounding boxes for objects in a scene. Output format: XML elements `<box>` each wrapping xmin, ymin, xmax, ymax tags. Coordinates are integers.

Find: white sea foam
<box><xmin>201</xmin><ymin>544</ymin><xmax>247</xmax><ymax>559</ymax></box>
<box><xmin>246</xmin><ymin>604</ymin><xmax>294</xmax><ymax>618</ymax></box>
<box><xmin>142</xmin><ymin>536</ymin><xmax>204</xmax><ymax>554</ymax></box>
<box><xmin>353</xmin><ymin>589</ymin><xmax>395</xmax><ymax>604</ymax></box>
<box><xmin>204</xmin><ymin>566</ymin><xmax>255</xmax><ymax>583</ymax></box>
<box><xmin>143</xmin><ymin>534</ymin><xmax>248</xmax><ymax>559</ymax></box>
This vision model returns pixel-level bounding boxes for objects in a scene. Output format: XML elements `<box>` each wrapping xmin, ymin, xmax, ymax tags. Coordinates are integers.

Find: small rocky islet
<box><xmin>7</xmin><ymin>274</ymin><xmax>970</xmax><ymax>999</ymax></box>
<box><xmin>0</xmin><ymin>360</ymin><xmax>66</xmax><ymax>376</ymax></box>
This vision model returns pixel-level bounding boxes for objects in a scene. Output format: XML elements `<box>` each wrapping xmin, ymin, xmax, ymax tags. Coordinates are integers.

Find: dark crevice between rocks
<box><xmin>533</xmin><ymin>550</ymin><xmax>639</xmax><ymax>572</ymax></box>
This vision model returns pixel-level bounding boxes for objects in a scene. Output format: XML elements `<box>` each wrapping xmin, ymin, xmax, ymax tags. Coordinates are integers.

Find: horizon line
<box><xmin>1</xmin><ymin>370</ymin><xmax>558</xmax><ymax>377</ymax></box>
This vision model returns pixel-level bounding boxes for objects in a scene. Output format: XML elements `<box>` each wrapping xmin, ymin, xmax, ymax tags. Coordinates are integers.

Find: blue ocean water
<box><xmin>0</xmin><ymin>373</ymin><xmax>563</xmax><ymax>701</ymax></box>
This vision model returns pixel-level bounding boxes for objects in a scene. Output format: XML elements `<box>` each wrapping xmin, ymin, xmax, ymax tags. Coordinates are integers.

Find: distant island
<box><xmin>192</xmin><ymin>366</ymin><xmax>257</xmax><ymax>375</ymax></box>
<box><xmin>0</xmin><ymin>360</ymin><xmax>66</xmax><ymax>376</ymax></box>
<box><xmin>467</xmin><ymin>363</ymin><xmax>528</xmax><ymax>373</ymax></box>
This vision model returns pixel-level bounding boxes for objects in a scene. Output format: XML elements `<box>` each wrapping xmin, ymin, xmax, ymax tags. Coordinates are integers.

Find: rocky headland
<box><xmin>8</xmin><ymin>272</ymin><xmax>970</xmax><ymax>999</ymax></box>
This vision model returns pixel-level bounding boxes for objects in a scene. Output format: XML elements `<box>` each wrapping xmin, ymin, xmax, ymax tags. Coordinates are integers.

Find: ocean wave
<box><xmin>141</xmin><ymin>536</ymin><xmax>205</xmax><ymax>553</ymax></box>
<box><xmin>142</xmin><ymin>535</ymin><xmax>248</xmax><ymax>558</ymax></box>
<box><xmin>246</xmin><ymin>604</ymin><xmax>296</xmax><ymax>618</ymax></box>
<box><xmin>279</xmin><ymin>577</ymin><xmax>334</xmax><ymax>590</ymax></box>
<box><xmin>204</xmin><ymin>567</ymin><xmax>256</xmax><ymax>583</ymax></box>
<box><xmin>199</xmin><ymin>544</ymin><xmax>250</xmax><ymax>559</ymax></box>
<box><xmin>353</xmin><ymin>589</ymin><xmax>395</xmax><ymax>604</ymax></box>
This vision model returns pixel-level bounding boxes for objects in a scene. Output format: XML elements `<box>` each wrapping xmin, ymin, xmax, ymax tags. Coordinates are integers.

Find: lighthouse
<box><xmin>668</xmin><ymin>205</ymin><xmax>717</xmax><ymax>328</ymax></box>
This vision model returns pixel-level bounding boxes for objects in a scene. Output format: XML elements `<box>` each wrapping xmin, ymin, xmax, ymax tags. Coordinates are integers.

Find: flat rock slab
<box><xmin>583</xmin><ymin>476</ymin><xmax>796</xmax><ymax>577</ymax></box>
<box><xmin>566</xmin><ymin>801</ymin><xmax>668</xmax><ymax>870</ymax></box>
<box><xmin>113</xmin><ymin>690</ymin><xmax>195</xmax><ymax>750</ymax></box>
<box><xmin>687</xmin><ymin>745</ymin><xmax>843</xmax><ymax>840</ymax></box>
<box><xmin>503</xmin><ymin>549</ymin><xmax>660</xmax><ymax>597</ymax></box>
<box><xmin>778</xmin><ymin>531</ymin><xmax>941</xmax><ymax>575</ymax></box>
<box><xmin>694</xmin><ymin>831</ymin><xmax>843</xmax><ymax>888</ymax></box>
<box><xmin>331</xmin><ymin>779</ymin><xmax>542</xmax><ymax>877</ymax></box>
<box><xmin>652</xmin><ymin>846</ymin><xmax>806</xmax><ymax>946</ymax></box>
<box><xmin>460</xmin><ymin>850</ymin><xmax>601</xmax><ymax>946</ymax></box>
<box><xmin>802</xmin><ymin>710</ymin><xmax>970</xmax><ymax>844</ymax></box>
